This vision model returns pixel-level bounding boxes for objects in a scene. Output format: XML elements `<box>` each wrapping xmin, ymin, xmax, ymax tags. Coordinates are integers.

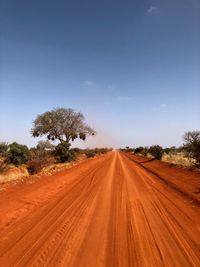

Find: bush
<box><xmin>93</xmin><ymin>148</ymin><xmax>109</xmax><ymax>154</ymax></box>
<box><xmin>71</xmin><ymin>147</ymin><xmax>83</xmax><ymax>153</ymax></box>
<box><xmin>83</xmin><ymin>148</ymin><xmax>111</xmax><ymax>158</ymax></box>
<box><xmin>135</xmin><ymin>147</ymin><xmax>144</xmax><ymax>154</ymax></box>
<box><xmin>27</xmin><ymin>152</ymin><xmax>45</xmax><ymax>175</ymax></box>
<box><xmin>123</xmin><ymin>147</ymin><xmax>134</xmax><ymax>153</ymax></box>
<box><xmin>148</xmin><ymin>145</ymin><xmax>163</xmax><ymax>160</ymax></box>
<box><xmin>85</xmin><ymin>150</ymin><xmax>96</xmax><ymax>158</ymax></box>
<box><xmin>163</xmin><ymin>146</ymin><xmax>176</xmax><ymax>154</ymax></box>
<box><xmin>183</xmin><ymin>131</ymin><xmax>200</xmax><ymax>166</ymax></box>
<box><xmin>7</xmin><ymin>142</ymin><xmax>29</xmax><ymax>165</ymax></box>
<box><xmin>54</xmin><ymin>142</ymin><xmax>76</xmax><ymax>163</ymax></box>
<box><xmin>134</xmin><ymin>146</ymin><xmax>148</xmax><ymax>156</ymax></box>
<box><xmin>27</xmin><ymin>146</ymin><xmax>54</xmax><ymax>175</ymax></box>
<box><xmin>97</xmin><ymin>148</ymin><xmax>111</xmax><ymax>154</ymax></box>
<box><xmin>0</xmin><ymin>142</ymin><xmax>8</xmax><ymax>157</ymax></box>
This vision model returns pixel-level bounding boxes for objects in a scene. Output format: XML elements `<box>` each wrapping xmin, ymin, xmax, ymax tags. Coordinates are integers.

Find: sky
<box><xmin>0</xmin><ymin>0</ymin><xmax>200</xmax><ymax>148</ymax></box>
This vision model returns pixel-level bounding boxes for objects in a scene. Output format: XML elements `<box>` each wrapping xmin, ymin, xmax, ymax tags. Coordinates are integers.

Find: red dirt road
<box><xmin>0</xmin><ymin>151</ymin><xmax>200</xmax><ymax>267</ymax></box>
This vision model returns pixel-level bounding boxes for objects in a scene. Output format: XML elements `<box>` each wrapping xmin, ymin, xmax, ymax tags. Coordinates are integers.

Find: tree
<box><xmin>7</xmin><ymin>142</ymin><xmax>30</xmax><ymax>166</ymax></box>
<box><xmin>183</xmin><ymin>131</ymin><xmax>200</xmax><ymax>166</ymax></box>
<box><xmin>148</xmin><ymin>145</ymin><xmax>163</xmax><ymax>160</ymax></box>
<box><xmin>54</xmin><ymin>142</ymin><xmax>76</xmax><ymax>162</ymax></box>
<box><xmin>31</xmin><ymin>108</ymin><xmax>95</xmax><ymax>144</ymax></box>
<box><xmin>36</xmin><ymin>140</ymin><xmax>55</xmax><ymax>151</ymax></box>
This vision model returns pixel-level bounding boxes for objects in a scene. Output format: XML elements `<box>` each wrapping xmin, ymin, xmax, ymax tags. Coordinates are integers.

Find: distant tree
<box><xmin>183</xmin><ymin>131</ymin><xmax>200</xmax><ymax>166</ymax></box>
<box><xmin>31</xmin><ymin>108</ymin><xmax>95</xmax><ymax>144</ymax></box>
<box><xmin>36</xmin><ymin>140</ymin><xmax>55</xmax><ymax>151</ymax></box>
<box><xmin>134</xmin><ymin>147</ymin><xmax>144</xmax><ymax>154</ymax></box>
<box><xmin>85</xmin><ymin>149</ymin><xmax>96</xmax><ymax>158</ymax></box>
<box><xmin>71</xmin><ymin>147</ymin><xmax>83</xmax><ymax>153</ymax></box>
<box><xmin>163</xmin><ymin>148</ymin><xmax>169</xmax><ymax>154</ymax></box>
<box><xmin>176</xmin><ymin>146</ymin><xmax>185</xmax><ymax>153</ymax></box>
<box><xmin>134</xmin><ymin>146</ymin><xmax>148</xmax><ymax>156</ymax></box>
<box><xmin>163</xmin><ymin>146</ymin><xmax>176</xmax><ymax>154</ymax></box>
<box><xmin>123</xmin><ymin>146</ymin><xmax>134</xmax><ymax>153</ymax></box>
<box><xmin>148</xmin><ymin>145</ymin><xmax>163</xmax><ymax>160</ymax></box>
<box><xmin>7</xmin><ymin>142</ymin><xmax>29</xmax><ymax>165</ymax></box>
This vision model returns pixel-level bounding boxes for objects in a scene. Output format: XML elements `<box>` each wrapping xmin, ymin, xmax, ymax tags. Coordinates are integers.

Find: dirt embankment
<box><xmin>124</xmin><ymin>153</ymin><xmax>200</xmax><ymax>203</ymax></box>
<box><xmin>0</xmin><ymin>151</ymin><xmax>200</xmax><ymax>267</ymax></box>
<box><xmin>0</xmin><ymin>165</ymin><xmax>29</xmax><ymax>184</ymax></box>
<box><xmin>0</xmin><ymin>154</ymin><xmax>88</xmax><ymax>184</ymax></box>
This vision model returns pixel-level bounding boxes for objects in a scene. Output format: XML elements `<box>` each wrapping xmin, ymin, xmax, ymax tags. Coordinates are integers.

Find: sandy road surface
<box><xmin>0</xmin><ymin>151</ymin><xmax>200</xmax><ymax>267</ymax></box>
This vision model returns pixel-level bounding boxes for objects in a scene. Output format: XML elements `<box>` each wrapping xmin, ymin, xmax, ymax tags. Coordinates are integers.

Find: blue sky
<box><xmin>0</xmin><ymin>0</ymin><xmax>200</xmax><ymax>148</ymax></box>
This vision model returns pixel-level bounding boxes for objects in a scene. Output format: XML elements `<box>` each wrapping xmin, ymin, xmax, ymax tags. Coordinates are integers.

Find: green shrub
<box><xmin>54</xmin><ymin>142</ymin><xmax>76</xmax><ymax>162</ymax></box>
<box><xmin>134</xmin><ymin>147</ymin><xmax>144</xmax><ymax>154</ymax></box>
<box><xmin>71</xmin><ymin>147</ymin><xmax>83</xmax><ymax>153</ymax></box>
<box><xmin>148</xmin><ymin>145</ymin><xmax>163</xmax><ymax>160</ymax></box>
<box><xmin>163</xmin><ymin>146</ymin><xmax>177</xmax><ymax>155</ymax></box>
<box><xmin>85</xmin><ymin>150</ymin><xmax>96</xmax><ymax>158</ymax></box>
<box><xmin>0</xmin><ymin>142</ymin><xmax>8</xmax><ymax>157</ymax></box>
<box><xmin>121</xmin><ymin>147</ymin><xmax>134</xmax><ymax>153</ymax></box>
<box><xmin>134</xmin><ymin>146</ymin><xmax>148</xmax><ymax>156</ymax></box>
<box><xmin>7</xmin><ymin>142</ymin><xmax>29</xmax><ymax>165</ymax></box>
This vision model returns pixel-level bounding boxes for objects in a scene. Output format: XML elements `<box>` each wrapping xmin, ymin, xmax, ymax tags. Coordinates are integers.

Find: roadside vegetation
<box><xmin>0</xmin><ymin>108</ymin><xmax>111</xmax><ymax>181</ymax></box>
<box><xmin>1</xmin><ymin>106</ymin><xmax>199</xmax><ymax>182</ymax></box>
<box><xmin>121</xmin><ymin>131</ymin><xmax>200</xmax><ymax>168</ymax></box>
<box><xmin>0</xmin><ymin>141</ymin><xmax>111</xmax><ymax>177</ymax></box>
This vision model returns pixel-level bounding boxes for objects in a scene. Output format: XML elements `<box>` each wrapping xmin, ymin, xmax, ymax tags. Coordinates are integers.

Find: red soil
<box><xmin>0</xmin><ymin>151</ymin><xmax>200</xmax><ymax>266</ymax></box>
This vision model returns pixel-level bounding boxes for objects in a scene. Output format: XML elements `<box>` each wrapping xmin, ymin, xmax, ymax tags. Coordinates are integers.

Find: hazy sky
<box><xmin>0</xmin><ymin>0</ymin><xmax>200</xmax><ymax>148</ymax></box>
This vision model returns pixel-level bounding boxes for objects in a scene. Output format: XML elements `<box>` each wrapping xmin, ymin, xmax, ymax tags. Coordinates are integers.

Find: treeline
<box><xmin>121</xmin><ymin>131</ymin><xmax>200</xmax><ymax>167</ymax></box>
<box><xmin>0</xmin><ymin>141</ymin><xmax>111</xmax><ymax>175</ymax></box>
<box><xmin>121</xmin><ymin>145</ymin><xmax>181</xmax><ymax>159</ymax></box>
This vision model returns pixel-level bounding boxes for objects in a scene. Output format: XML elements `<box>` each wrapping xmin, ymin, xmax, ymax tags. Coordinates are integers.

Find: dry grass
<box><xmin>40</xmin><ymin>153</ymin><xmax>86</xmax><ymax>176</ymax></box>
<box><xmin>0</xmin><ymin>164</ymin><xmax>29</xmax><ymax>183</ymax></box>
<box><xmin>162</xmin><ymin>152</ymin><xmax>196</xmax><ymax>167</ymax></box>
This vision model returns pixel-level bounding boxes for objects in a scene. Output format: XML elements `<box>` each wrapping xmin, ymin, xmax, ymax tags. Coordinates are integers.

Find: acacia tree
<box><xmin>31</xmin><ymin>108</ymin><xmax>95</xmax><ymax>144</ymax></box>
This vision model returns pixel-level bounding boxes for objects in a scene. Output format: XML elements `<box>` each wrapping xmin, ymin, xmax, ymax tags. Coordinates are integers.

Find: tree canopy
<box><xmin>31</xmin><ymin>108</ymin><xmax>95</xmax><ymax>143</ymax></box>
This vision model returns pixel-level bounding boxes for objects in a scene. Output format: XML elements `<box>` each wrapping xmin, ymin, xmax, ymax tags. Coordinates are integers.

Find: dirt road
<box><xmin>0</xmin><ymin>151</ymin><xmax>200</xmax><ymax>267</ymax></box>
